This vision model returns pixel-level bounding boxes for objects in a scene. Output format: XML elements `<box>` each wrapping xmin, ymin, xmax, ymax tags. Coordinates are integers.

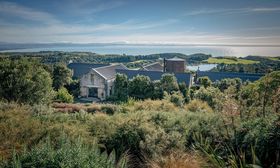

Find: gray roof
<box><xmin>166</xmin><ymin>57</ymin><xmax>185</xmax><ymax>61</ymax></box>
<box><xmin>197</xmin><ymin>71</ymin><xmax>265</xmax><ymax>82</ymax></box>
<box><xmin>93</xmin><ymin>64</ymin><xmax>128</xmax><ymax>80</ymax></box>
<box><xmin>116</xmin><ymin>69</ymin><xmax>193</xmax><ymax>86</ymax></box>
<box><xmin>142</xmin><ymin>62</ymin><xmax>163</xmax><ymax>72</ymax></box>
<box><xmin>68</xmin><ymin>63</ymin><xmax>109</xmax><ymax>78</ymax></box>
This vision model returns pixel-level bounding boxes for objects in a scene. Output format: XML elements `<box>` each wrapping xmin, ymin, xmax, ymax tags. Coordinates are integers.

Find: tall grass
<box><xmin>3</xmin><ymin>135</ymin><xmax>127</xmax><ymax>168</ymax></box>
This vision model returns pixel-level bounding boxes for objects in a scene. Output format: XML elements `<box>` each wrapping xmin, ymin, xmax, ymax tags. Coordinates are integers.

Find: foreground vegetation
<box><xmin>0</xmin><ymin>57</ymin><xmax>279</xmax><ymax>167</ymax></box>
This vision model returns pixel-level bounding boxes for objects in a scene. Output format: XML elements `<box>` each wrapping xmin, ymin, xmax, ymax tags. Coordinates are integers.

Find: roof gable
<box><xmin>93</xmin><ymin>64</ymin><xmax>128</xmax><ymax>80</ymax></box>
<box><xmin>142</xmin><ymin>62</ymin><xmax>163</xmax><ymax>72</ymax></box>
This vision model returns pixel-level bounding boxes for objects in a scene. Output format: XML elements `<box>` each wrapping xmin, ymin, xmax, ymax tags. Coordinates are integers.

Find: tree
<box><xmin>113</xmin><ymin>74</ymin><xmax>129</xmax><ymax>101</ymax></box>
<box><xmin>257</xmin><ymin>71</ymin><xmax>280</xmax><ymax>117</ymax></box>
<box><xmin>239</xmin><ymin>71</ymin><xmax>280</xmax><ymax>118</ymax></box>
<box><xmin>128</xmin><ymin>75</ymin><xmax>153</xmax><ymax>99</ymax></box>
<box><xmin>197</xmin><ymin>77</ymin><xmax>212</xmax><ymax>88</ymax></box>
<box><xmin>160</xmin><ymin>74</ymin><xmax>179</xmax><ymax>94</ymax></box>
<box><xmin>0</xmin><ymin>58</ymin><xmax>54</xmax><ymax>104</ymax></box>
<box><xmin>65</xmin><ymin>80</ymin><xmax>80</xmax><ymax>98</ymax></box>
<box><xmin>52</xmin><ymin>63</ymin><xmax>72</xmax><ymax>90</ymax></box>
<box><xmin>151</xmin><ymin>80</ymin><xmax>164</xmax><ymax>99</ymax></box>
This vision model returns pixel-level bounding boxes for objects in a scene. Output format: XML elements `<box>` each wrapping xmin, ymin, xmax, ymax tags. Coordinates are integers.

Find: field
<box><xmin>206</xmin><ymin>57</ymin><xmax>260</xmax><ymax>64</ymax></box>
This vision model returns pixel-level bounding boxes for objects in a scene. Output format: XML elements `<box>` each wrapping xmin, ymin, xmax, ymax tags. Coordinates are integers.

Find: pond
<box><xmin>186</xmin><ymin>64</ymin><xmax>217</xmax><ymax>71</ymax></box>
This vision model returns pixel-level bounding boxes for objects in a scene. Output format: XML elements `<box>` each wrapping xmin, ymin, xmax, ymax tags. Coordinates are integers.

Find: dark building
<box><xmin>164</xmin><ymin>57</ymin><xmax>186</xmax><ymax>73</ymax></box>
<box><xmin>196</xmin><ymin>71</ymin><xmax>265</xmax><ymax>82</ymax></box>
<box><xmin>141</xmin><ymin>62</ymin><xmax>163</xmax><ymax>72</ymax></box>
<box><xmin>116</xmin><ymin>69</ymin><xmax>193</xmax><ymax>87</ymax></box>
<box><xmin>67</xmin><ymin>63</ymin><xmax>109</xmax><ymax>78</ymax></box>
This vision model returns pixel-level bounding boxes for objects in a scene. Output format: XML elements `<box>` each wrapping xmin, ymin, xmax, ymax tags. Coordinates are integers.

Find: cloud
<box><xmin>0</xmin><ymin>18</ymin><xmax>180</xmax><ymax>43</ymax></box>
<box><xmin>185</xmin><ymin>7</ymin><xmax>280</xmax><ymax>16</ymax></box>
<box><xmin>0</xmin><ymin>1</ymin><xmax>59</xmax><ymax>24</ymax></box>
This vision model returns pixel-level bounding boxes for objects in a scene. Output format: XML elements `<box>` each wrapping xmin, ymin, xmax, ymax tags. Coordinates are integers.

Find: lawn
<box><xmin>206</xmin><ymin>57</ymin><xmax>260</xmax><ymax>64</ymax></box>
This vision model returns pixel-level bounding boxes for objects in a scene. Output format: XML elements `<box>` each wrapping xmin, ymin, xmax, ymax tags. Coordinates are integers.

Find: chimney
<box><xmin>163</xmin><ymin>58</ymin><xmax>166</xmax><ymax>72</ymax></box>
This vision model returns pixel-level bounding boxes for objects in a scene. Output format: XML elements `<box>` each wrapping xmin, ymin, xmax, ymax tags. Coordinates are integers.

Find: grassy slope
<box><xmin>206</xmin><ymin>57</ymin><xmax>259</xmax><ymax>64</ymax></box>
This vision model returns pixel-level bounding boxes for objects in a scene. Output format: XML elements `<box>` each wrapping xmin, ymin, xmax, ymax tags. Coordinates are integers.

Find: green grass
<box><xmin>268</xmin><ymin>57</ymin><xmax>280</xmax><ymax>61</ymax></box>
<box><xmin>206</xmin><ymin>57</ymin><xmax>259</xmax><ymax>64</ymax></box>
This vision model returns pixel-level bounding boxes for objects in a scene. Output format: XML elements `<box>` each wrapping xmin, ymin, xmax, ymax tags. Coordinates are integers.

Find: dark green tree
<box><xmin>0</xmin><ymin>58</ymin><xmax>54</xmax><ymax>104</ymax></box>
<box><xmin>197</xmin><ymin>76</ymin><xmax>212</xmax><ymax>88</ymax></box>
<box><xmin>128</xmin><ymin>75</ymin><xmax>153</xmax><ymax>99</ymax></box>
<box><xmin>113</xmin><ymin>73</ymin><xmax>129</xmax><ymax>101</ymax></box>
<box><xmin>52</xmin><ymin>63</ymin><xmax>72</xmax><ymax>90</ymax></box>
<box><xmin>160</xmin><ymin>74</ymin><xmax>179</xmax><ymax>94</ymax></box>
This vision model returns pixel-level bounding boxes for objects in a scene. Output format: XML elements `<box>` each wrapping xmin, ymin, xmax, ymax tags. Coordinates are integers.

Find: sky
<box><xmin>0</xmin><ymin>0</ymin><xmax>280</xmax><ymax>45</ymax></box>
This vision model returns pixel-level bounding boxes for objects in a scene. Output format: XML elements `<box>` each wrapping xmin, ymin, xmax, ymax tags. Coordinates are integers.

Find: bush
<box><xmin>0</xmin><ymin>102</ymin><xmax>48</xmax><ymax>159</ymax></box>
<box><xmin>169</xmin><ymin>92</ymin><xmax>185</xmax><ymax>107</ymax></box>
<box><xmin>101</xmin><ymin>104</ymin><xmax>118</xmax><ymax>115</ymax></box>
<box><xmin>194</xmin><ymin>86</ymin><xmax>224</xmax><ymax>110</ymax></box>
<box><xmin>3</xmin><ymin>136</ymin><xmax>127</xmax><ymax>168</ymax></box>
<box><xmin>56</xmin><ymin>87</ymin><xmax>74</xmax><ymax>103</ymax></box>
<box><xmin>185</xmin><ymin>99</ymin><xmax>213</xmax><ymax>113</ymax></box>
<box><xmin>234</xmin><ymin>115</ymin><xmax>280</xmax><ymax>167</ymax></box>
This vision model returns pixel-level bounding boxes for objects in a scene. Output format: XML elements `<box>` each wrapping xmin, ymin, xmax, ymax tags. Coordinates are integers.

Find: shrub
<box><xmin>101</xmin><ymin>104</ymin><xmax>118</xmax><ymax>115</ymax></box>
<box><xmin>197</xmin><ymin>76</ymin><xmax>212</xmax><ymax>88</ymax></box>
<box><xmin>194</xmin><ymin>86</ymin><xmax>224</xmax><ymax>110</ymax></box>
<box><xmin>3</xmin><ymin>136</ymin><xmax>127</xmax><ymax>168</ymax></box>
<box><xmin>56</xmin><ymin>87</ymin><xmax>74</xmax><ymax>103</ymax></box>
<box><xmin>184</xmin><ymin>112</ymin><xmax>229</xmax><ymax>149</ymax></box>
<box><xmin>185</xmin><ymin>99</ymin><xmax>213</xmax><ymax>113</ymax></box>
<box><xmin>0</xmin><ymin>103</ymin><xmax>48</xmax><ymax>159</ymax></box>
<box><xmin>234</xmin><ymin>115</ymin><xmax>280</xmax><ymax>167</ymax></box>
<box><xmin>170</xmin><ymin>92</ymin><xmax>185</xmax><ymax>107</ymax></box>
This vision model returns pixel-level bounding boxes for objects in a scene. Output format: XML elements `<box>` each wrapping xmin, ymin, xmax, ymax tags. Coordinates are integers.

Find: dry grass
<box><xmin>52</xmin><ymin>102</ymin><xmax>101</xmax><ymax>113</ymax></box>
<box><xmin>148</xmin><ymin>151</ymin><xmax>208</xmax><ymax>168</ymax></box>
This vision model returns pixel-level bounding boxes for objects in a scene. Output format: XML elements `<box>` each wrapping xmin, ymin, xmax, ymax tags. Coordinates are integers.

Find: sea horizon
<box><xmin>1</xmin><ymin>43</ymin><xmax>279</xmax><ymax>57</ymax></box>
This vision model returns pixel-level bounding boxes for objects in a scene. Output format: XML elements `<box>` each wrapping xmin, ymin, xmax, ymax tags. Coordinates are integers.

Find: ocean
<box><xmin>1</xmin><ymin>44</ymin><xmax>280</xmax><ymax>57</ymax></box>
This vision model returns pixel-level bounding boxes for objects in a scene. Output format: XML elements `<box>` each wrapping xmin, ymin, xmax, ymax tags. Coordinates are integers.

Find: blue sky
<box><xmin>0</xmin><ymin>0</ymin><xmax>280</xmax><ymax>45</ymax></box>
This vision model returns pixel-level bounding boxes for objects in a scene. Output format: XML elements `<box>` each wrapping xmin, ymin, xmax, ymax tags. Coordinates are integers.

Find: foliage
<box><xmin>52</xmin><ymin>63</ymin><xmax>72</xmax><ymax>90</ymax></box>
<box><xmin>160</xmin><ymin>73</ymin><xmax>179</xmax><ymax>94</ymax></box>
<box><xmin>214</xmin><ymin>78</ymin><xmax>242</xmax><ymax>92</ymax></box>
<box><xmin>128</xmin><ymin>75</ymin><xmax>153</xmax><ymax>99</ymax></box>
<box><xmin>112</xmin><ymin>73</ymin><xmax>129</xmax><ymax>102</ymax></box>
<box><xmin>168</xmin><ymin>92</ymin><xmax>185</xmax><ymax>107</ymax></box>
<box><xmin>148</xmin><ymin>151</ymin><xmax>207</xmax><ymax>168</ymax></box>
<box><xmin>0</xmin><ymin>58</ymin><xmax>54</xmax><ymax>104</ymax></box>
<box><xmin>178</xmin><ymin>82</ymin><xmax>190</xmax><ymax>103</ymax></box>
<box><xmin>3</xmin><ymin>135</ymin><xmax>127</xmax><ymax>168</ymax></box>
<box><xmin>194</xmin><ymin>86</ymin><xmax>224</xmax><ymax>110</ymax></box>
<box><xmin>197</xmin><ymin>76</ymin><xmax>212</xmax><ymax>88</ymax></box>
<box><xmin>234</xmin><ymin>116</ymin><xmax>280</xmax><ymax>167</ymax></box>
<box><xmin>185</xmin><ymin>99</ymin><xmax>213</xmax><ymax>113</ymax></box>
<box><xmin>56</xmin><ymin>87</ymin><xmax>74</xmax><ymax>103</ymax></box>
<box><xmin>239</xmin><ymin>71</ymin><xmax>280</xmax><ymax>117</ymax></box>
<box><xmin>64</xmin><ymin>79</ymin><xmax>80</xmax><ymax>98</ymax></box>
